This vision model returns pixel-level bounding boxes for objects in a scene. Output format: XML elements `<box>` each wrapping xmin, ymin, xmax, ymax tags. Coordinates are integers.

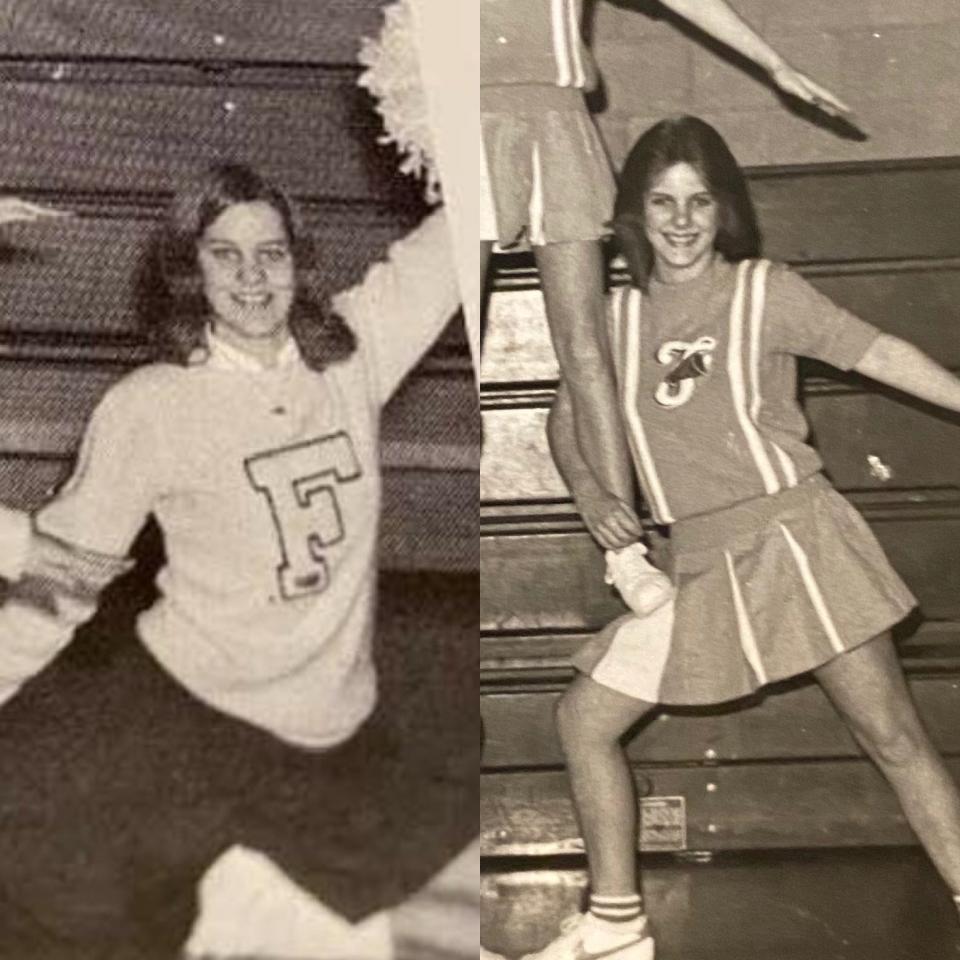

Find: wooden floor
<box><xmin>483</xmin><ymin>847</ymin><xmax>960</xmax><ymax>960</ymax></box>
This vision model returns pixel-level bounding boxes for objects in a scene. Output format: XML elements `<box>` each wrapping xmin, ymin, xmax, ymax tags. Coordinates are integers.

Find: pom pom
<box><xmin>359</xmin><ymin>0</ymin><xmax>441</xmax><ymax>204</ymax></box>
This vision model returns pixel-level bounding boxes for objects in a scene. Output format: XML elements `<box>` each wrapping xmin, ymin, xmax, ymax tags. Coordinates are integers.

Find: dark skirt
<box><xmin>0</xmin><ymin>632</ymin><xmax>477</xmax><ymax>958</ymax></box>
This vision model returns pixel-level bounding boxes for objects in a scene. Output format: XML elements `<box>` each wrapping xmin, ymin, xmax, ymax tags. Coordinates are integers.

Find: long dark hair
<box><xmin>154</xmin><ymin>163</ymin><xmax>355</xmax><ymax>370</ymax></box>
<box><xmin>612</xmin><ymin>116</ymin><xmax>760</xmax><ymax>290</ymax></box>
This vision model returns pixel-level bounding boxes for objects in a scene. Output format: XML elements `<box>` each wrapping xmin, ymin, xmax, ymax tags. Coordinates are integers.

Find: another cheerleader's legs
<box><xmin>534</xmin><ymin>240</ymin><xmax>635</xmax><ymax>506</ymax></box>
<box><xmin>814</xmin><ymin>632</ymin><xmax>960</xmax><ymax>900</ymax></box>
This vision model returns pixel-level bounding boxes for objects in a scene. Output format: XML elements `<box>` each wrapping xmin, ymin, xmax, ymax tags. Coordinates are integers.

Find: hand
<box><xmin>576</xmin><ymin>486</ymin><xmax>644</xmax><ymax>551</ymax></box>
<box><xmin>0</xmin><ymin>197</ymin><xmax>73</xmax><ymax>226</ymax></box>
<box><xmin>21</xmin><ymin>531</ymin><xmax>132</xmax><ymax>601</ymax></box>
<box><xmin>770</xmin><ymin>64</ymin><xmax>852</xmax><ymax>119</ymax></box>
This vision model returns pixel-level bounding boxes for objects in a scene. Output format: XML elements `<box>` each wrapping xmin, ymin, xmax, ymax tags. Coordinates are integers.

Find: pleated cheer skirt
<box><xmin>573</xmin><ymin>475</ymin><xmax>917</xmax><ymax>706</ymax></box>
<box><xmin>481</xmin><ymin>84</ymin><xmax>616</xmax><ymax>247</ymax></box>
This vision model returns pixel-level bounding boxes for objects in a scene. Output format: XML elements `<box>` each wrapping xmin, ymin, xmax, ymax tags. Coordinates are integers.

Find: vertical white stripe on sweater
<box><xmin>779</xmin><ymin>522</ymin><xmax>846</xmax><ymax>654</ymax></box>
<box><xmin>550</xmin><ymin>0</ymin><xmax>572</xmax><ymax>86</ymax></box>
<box><xmin>747</xmin><ymin>260</ymin><xmax>798</xmax><ymax>487</ymax></box>
<box><xmin>529</xmin><ymin>141</ymin><xmax>546</xmax><ymax>245</ymax></box>
<box><xmin>724</xmin><ymin>550</ymin><xmax>768</xmax><ymax>685</ymax></box>
<box><xmin>728</xmin><ymin>261</ymin><xmax>781</xmax><ymax>495</ymax></box>
<box><xmin>565</xmin><ymin>0</ymin><xmax>586</xmax><ymax>87</ymax></box>
<box><xmin>622</xmin><ymin>288</ymin><xmax>675</xmax><ymax>523</ymax></box>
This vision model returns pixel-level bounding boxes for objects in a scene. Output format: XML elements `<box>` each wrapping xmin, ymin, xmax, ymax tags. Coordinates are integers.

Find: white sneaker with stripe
<box><xmin>520</xmin><ymin>912</ymin><xmax>655</xmax><ymax>960</ymax></box>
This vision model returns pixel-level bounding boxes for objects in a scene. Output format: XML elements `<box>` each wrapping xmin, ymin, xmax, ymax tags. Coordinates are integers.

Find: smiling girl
<box><xmin>0</xmin><ymin>164</ymin><xmax>474</xmax><ymax>959</ymax></box>
<box><xmin>481</xmin><ymin>0</ymin><xmax>851</xmax><ymax>564</ymax></box>
<box><xmin>534</xmin><ymin>116</ymin><xmax>960</xmax><ymax>960</ymax></box>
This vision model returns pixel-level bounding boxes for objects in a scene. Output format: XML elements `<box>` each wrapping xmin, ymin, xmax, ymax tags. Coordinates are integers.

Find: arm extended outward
<box><xmin>658</xmin><ymin>0</ymin><xmax>851</xmax><ymax>118</ymax></box>
<box><xmin>855</xmin><ymin>333</ymin><xmax>960</xmax><ymax>415</ymax></box>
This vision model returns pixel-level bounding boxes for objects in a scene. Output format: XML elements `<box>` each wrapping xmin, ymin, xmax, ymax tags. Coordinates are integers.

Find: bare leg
<box><xmin>814</xmin><ymin>634</ymin><xmax>960</xmax><ymax>892</ymax></box>
<box><xmin>556</xmin><ymin>674</ymin><xmax>657</xmax><ymax>895</ymax></box>
<box><xmin>534</xmin><ymin>240</ymin><xmax>634</xmax><ymax>504</ymax></box>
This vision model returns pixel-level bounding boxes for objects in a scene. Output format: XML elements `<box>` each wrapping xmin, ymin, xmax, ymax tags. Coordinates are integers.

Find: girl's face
<box><xmin>643</xmin><ymin>162</ymin><xmax>719</xmax><ymax>284</ymax></box>
<box><xmin>198</xmin><ymin>200</ymin><xmax>295</xmax><ymax>357</ymax></box>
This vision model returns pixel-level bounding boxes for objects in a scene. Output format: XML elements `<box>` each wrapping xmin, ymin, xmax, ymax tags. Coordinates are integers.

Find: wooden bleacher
<box><xmin>480</xmin><ymin>156</ymin><xmax>960</xmax><ymax>953</ymax></box>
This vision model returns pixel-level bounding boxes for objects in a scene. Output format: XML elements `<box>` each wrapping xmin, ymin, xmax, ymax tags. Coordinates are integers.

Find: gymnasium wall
<box><xmin>590</xmin><ymin>0</ymin><xmax>960</xmax><ymax>167</ymax></box>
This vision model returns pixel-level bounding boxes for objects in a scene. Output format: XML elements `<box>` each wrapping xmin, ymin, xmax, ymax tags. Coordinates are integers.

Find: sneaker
<box><xmin>604</xmin><ymin>542</ymin><xmax>673</xmax><ymax>617</ymax></box>
<box><xmin>521</xmin><ymin>912</ymin><xmax>654</xmax><ymax>960</ymax></box>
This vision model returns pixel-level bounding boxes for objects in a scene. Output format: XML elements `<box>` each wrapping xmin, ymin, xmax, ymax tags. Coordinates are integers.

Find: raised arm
<box><xmin>547</xmin><ymin>381</ymin><xmax>643</xmax><ymax>550</ymax></box>
<box><xmin>855</xmin><ymin>333</ymin><xmax>960</xmax><ymax>414</ymax></box>
<box><xmin>659</xmin><ymin>0</ymin><xmax>851</xmax><ymax>117</ymax></box>
<box><xmin>333</xmin><ymin>207</ymin><xmax>460</xmax><ymax>404</ymax></box>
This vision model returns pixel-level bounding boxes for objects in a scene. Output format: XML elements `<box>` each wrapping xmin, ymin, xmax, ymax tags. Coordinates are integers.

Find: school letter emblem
<box><xmin>245</xmin><ymin>432</ymin><xmax>362</xmax><ymax>599</ymax></box>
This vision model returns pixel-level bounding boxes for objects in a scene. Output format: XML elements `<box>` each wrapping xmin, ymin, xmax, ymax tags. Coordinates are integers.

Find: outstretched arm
<box><xmin>659</xmin><ymin>0</ymin><xmax>850</xmax><ymax>117</ymax></box>
<box><xmin>0</xmin><ymin>197</ymin><xmax>71</xmax><ymax>225</ymax></box>
<box><xmin>855</xmin><ymin>334</ymin><xmax>960</xmax><ymax>414</ymax></box>
<box><xmin>547</xmin><ymin>381</ymin><xmax>643</xmax><ymax>550</ymax></box>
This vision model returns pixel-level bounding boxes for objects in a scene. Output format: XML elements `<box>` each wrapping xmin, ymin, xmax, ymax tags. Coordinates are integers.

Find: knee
<box><xmin>555</xmin><ymin>689</ymin><xmax>615</xmax><ymax>758</ymax></box>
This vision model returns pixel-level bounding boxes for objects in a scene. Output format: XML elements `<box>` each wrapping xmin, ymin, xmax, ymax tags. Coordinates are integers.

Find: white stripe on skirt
<box><xmin>724</xmin><ymin>550</ymin><xmax>769</xmax><ymax>685</ymax></box>
<box><xmin>778</xmin><ymin>522</ymin><xmax>846</xmax><ymax>654</ymax></box>
<box><xmin>728</xmin><ymin>261</ymin><xmax>781</xmax><ymax>495</ymax></box>
<box><xmin>528</xmin><ymin>141</ymin><xmax>546</xmax><ymax>246</ymax></box>
<box><xmin>620</xmin><ymin>288</ymin><xmax>675</xmax><ymax>523</ymax></box>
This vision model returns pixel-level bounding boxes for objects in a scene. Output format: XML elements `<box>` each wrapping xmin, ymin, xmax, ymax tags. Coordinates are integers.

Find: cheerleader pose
<box><xmin>481</xmin><ymin>0</ymin><xmax>850</xmax><ymax>550</ymax></box>
<box><xmin>535</xmin><ymin>116</ymin><xmax>960</xmax><ymax>960</ymax></box>
<box><xmin>0</xmin><ymin>164</ymin><xmax>475</xmax><ymax>959</ymax></box>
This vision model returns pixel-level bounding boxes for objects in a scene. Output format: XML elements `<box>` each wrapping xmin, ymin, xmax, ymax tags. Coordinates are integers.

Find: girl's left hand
<box><xmin>770</xmin><ymin>64</ymin><xmax>852</xmax><ymax>119</ymax></box>
<box><xmin>0</xmin><ymin>197</ymin><xmax>73</xmax><ymax>225</ymax></box>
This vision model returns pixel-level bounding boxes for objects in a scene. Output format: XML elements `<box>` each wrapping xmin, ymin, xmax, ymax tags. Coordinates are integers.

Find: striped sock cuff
<box><xmin>590</xmin><ymin>893</ymin><xmax>643</xmax><ymax>922</ymax></box>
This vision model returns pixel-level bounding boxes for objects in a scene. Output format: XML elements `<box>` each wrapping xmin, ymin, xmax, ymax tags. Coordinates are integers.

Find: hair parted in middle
<box><xmin>612</xmin><ymin>115</ymin><xmax>761</xmax><ymax>290</ymax></box>
<box><xmin>154</xmin><ymin>162</ymin><xmax>356</xmax><ymax>371</ymax></box>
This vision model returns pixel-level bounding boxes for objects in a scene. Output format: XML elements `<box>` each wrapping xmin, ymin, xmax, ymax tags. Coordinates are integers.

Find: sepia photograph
<box><xmin>479</xmin><ymin>1</ymin><xmax>960</xmax><ymax>959</ymax></box>
<box><xmin>0</xmin><ymin>1</ymin><xmax>479</xmax><ymax>958</ymax></box>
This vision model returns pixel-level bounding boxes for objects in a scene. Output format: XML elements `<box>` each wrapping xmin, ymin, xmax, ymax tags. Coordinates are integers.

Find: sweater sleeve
<box><xmin>0</xmin><ymin>504</ymin><xmax>30</xmax><ymax>581</ymax></box>
<box><xmin>0</xmin><ymin>374</ymin><xmax>161</xmax><ymax>703</ymax></box>
<box><xmin>332</xmin><ymin>208</ymin><xmax>460</xmax><ymax>405</ymax></box>
<box><xmin>765</xmin><ymin>265</ymin><xmax>881</xmax><ymax>371</ymax></box>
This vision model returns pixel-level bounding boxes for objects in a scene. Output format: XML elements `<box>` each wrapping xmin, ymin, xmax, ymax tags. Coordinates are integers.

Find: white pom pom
<box><xmin>358</xmin><ymin>0</ymin><xmax>441</xmax><ymax>204</ymax></box>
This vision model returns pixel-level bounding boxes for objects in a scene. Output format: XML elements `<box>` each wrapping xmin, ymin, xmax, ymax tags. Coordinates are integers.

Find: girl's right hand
<box><xmin>0</xmin><ymin>197</ymin><xmax>73</xmax><ymax>225</ymax></box>
<box><xmin>576</xmin><ymin>487</ymin><xmax>644</xmax><ymax>551</ymax></box>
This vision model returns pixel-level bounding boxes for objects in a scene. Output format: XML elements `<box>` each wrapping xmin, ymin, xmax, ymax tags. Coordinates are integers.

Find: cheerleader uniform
<box><xmin>481</xmin><ymin>0</ymin><xmax>616</xmax><ymax>246</ymax></box>
<box><xmin>0</xmin><ymin>212</ymin><xmax>476</xmax><ymax>955</ymax></box>
<box><xmin>574</xmin><ymin>257</ymin><xmax>916</xmax><ymax>705</ymax></box>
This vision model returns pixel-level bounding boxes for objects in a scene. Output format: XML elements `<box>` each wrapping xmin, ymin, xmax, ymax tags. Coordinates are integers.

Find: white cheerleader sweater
<box><xmin>0</xmin><ymin>209</ymin><xmax>458</xmax><ymax>748</ymax></box>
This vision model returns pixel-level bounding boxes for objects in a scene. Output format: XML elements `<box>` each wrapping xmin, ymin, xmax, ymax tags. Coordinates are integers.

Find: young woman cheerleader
<box><xmin>481</xmin><ymin>0</ymin><xmax>851</xmax><ymax>557</ymax></box>
<box><xmin>532</xmin><ymin>115</ymin><xmax>960</xmax><ymax>960</ymax></box>
<box><xmin>0</xmin><ymin>164</ymin><xmax>476</xmax><ymax>959</ymax></box>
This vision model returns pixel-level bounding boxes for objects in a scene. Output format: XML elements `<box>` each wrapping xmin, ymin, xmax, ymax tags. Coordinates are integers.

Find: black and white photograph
<box><xmin>479</xmin><ymin>2</ymin><xmax>960</xmax><ymax>958</ymax></box>
<box><xmin>0</xmin><ymin>2</ymin><xmax>479</xmax><ymax>958</ymax></box>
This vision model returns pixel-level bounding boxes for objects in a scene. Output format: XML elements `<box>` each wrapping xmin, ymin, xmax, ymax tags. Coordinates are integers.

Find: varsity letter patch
<box><xmin>654</xmin><ymin>336</ymin><xmax>716</xmax><ymax>408</ymax></box>
<box><xmin>245</xmin><ymin>432</ymin><xmax>363</xmax><ymax>599</ymax></box>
